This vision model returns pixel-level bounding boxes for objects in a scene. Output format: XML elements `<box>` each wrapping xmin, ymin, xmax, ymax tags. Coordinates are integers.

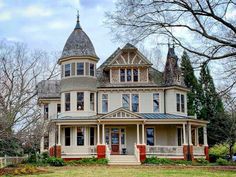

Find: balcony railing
<box><xmin>146</xmin><ymin>146</ymin><xmax>183</xmax><ymax>156</ymax></box>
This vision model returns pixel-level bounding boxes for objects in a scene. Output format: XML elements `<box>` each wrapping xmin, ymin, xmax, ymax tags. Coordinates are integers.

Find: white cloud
<box><xmin>0</xmin><ymin>0</ymin><xmax>4</xmax><ymax>9</ymax></box>
<box><xmin>22</xmin><ymin>5</ymin><xmax>53</xmax><ymax>18</ymax></box>
<box><xmin>0</xmin><ymin>11</ymin><xmax>11</xmax><ymax>21</ymax></box>
<box><xmin>226</xmin><ymin>10</ymin><xmax>236</xmax><ymax>19</ymax></box>
<box><xmin>48</xmin><ymin>21</ymin><xmax>70</xmax><ymax>30</ymax></box>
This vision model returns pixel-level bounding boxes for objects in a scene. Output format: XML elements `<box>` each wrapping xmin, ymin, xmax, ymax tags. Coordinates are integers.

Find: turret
<box><xmin>58</xmin><ymin>12</ymin><xmax>99</xmax><ymax>117</ymax></box>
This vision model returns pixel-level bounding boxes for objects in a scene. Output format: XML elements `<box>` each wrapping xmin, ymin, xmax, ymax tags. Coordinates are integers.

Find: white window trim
<box><xmin>176</xmin><ymin>93</ymin><xmax>185</xmax><ymax>113</ymax></box>
<box><xmin>152</xmin><ymin>93</ymin><xmax>160</xmax><ymax>113</ymax></box>
<box><xmin>121</xmin><ymin>93</ymin><xmax>140</xmax><ymax>112</ymax></box>
<box><xmin>119</xmin><ymin>68</ymin><xmax>139</xmax><ymax>83</ymax></box>
<box><xmin>76</xmin><ymin>62</ymin><xmax>85</xmax><ymax>76</ymax></box>
<box><xmin>176</xmin><ymin>127</ymin><xmax>183</xmax><ymax>146</ymax></box>
<box><xmin>101</xmin><ymin>93</ymin><xmax>109</xmax><ymax>113</ymax></box>
<box><xmin>76</xmin><ymin>126</ymin><xmax>86</xmax><ymax>146</ymax></box>
<box><xmin>77</xmin><ymin>92</ymin><xmax>84</xmax><ymax>111</ymax></box>
<box><xmin>90</xmin><ymin>92</ymin><xmax>95</xmax><ymax>111</ymax></box>
<box><xmin>64</xmin><ymin>63</ymin><xmax>72</xmax><ymax>77</ymax></box>
<box><xmin>145</xmin><ymin>126</ymin><xmax>156</xmax><ymax>146</ymax></box>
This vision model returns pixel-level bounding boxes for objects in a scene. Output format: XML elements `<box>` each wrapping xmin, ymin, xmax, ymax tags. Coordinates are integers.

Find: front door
<box><xmin>111</xmin><ymin>128</ymin><xmax>119</xmax><ymax>154</ymax></box>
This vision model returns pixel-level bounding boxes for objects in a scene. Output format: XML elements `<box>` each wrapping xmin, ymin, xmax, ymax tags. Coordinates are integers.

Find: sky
<box><xmin>0</xmin><ymin>0</ymin><xmax>122</xmax><ymax>66</ymax></box>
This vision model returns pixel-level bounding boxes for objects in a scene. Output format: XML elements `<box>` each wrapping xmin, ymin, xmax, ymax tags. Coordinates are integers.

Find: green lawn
<box><xmin>20</xmin><ymin>165</ymin><xmax>236</xmax><ymax>177</ymax></box>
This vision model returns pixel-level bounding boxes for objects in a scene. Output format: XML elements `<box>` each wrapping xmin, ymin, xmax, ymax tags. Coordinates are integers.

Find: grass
<box><xmin>11</xmin><ymin>165</ymin><xmax>236</xmax><ymax>177</ymax></box>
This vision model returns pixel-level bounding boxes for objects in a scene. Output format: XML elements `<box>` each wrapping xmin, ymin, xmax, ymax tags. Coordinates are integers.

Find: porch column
<box><xmin>203</xmin><ymin>126</ymin><xmax>208</xmax><ymax>146</ymax></box>
<box><xmin>195</xmin><ymin>128</ymin><xmax>199</xmax><ymax>146</ymax></box>
<box><xmin>102</xmin><ymin>124</ymin><xmax>105</xmax><ymax>144</ymax></box>
<box><xmin>142</xmin><ymin>123</ymin><xmax>145</xmax><ymax>144</ymax></box>
<box><xmin>136</xmin><ymin>124</ymin><xmax>140</xmax><ymax>144</ymax></box>
<box><xmin>57</xmin><ymin>124</ymin><xmax>61</xmax><ymax>145</ymax></box>
<box><xmin>188</xmin><ymin>123</ymin><xmax>192</xmax><ymax>145</ymax></box>
<box><xmin>97</xmin><ymin>124</ymin><xmax>100</xmax><ymax>144</ymax></box>
<box><xmin>182</xmin><ymin>123</ymin><xmax>187</xmax><ymax>145</ymax></box>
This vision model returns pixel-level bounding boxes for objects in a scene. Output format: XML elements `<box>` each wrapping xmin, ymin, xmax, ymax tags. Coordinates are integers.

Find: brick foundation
<box><xmin>183</xmin><ymin>145</ymin><xmax>193</xmax><ymax>161</ymax></box>
<box><xmin>204</xmin><ymin>146</ymin><xmax>209</xmax><ymax>161</ymax></box>
<box><xmin>49</xmin><ymin>145</ymin><xmax>61</xmax><ymax>158</ymax></box>
<box><xmin>137</xmin><ymin>144</ymin><xmax>146</xmax><ymax>162</ymax></box>
<box><xmin>97</xmin><ymin>145</ymin><xmax>106</xmax><ymax>159</ymax></box>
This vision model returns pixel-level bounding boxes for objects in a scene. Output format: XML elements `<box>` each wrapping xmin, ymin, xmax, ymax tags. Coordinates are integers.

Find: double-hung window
<box><xmin>176</xmin><ymin>93</ymin><xmax>185</xmax><ymax>112</ymax></box>
<box><xmin>65</xmin><ymin>128</ymin><xmax>70</xmax><ymax>146</ymax></box>
<box><xmin>77</xmin><ymin>127</ymin><xmax>84</xmax><ymax>146</ymax></box>
<box><xmin>102</xmin><ymin>94</ymin><xmax>108</xmax><ymax>113</ymax></box>
<box><xmin>44</xmin><ymin>104</ymin><xmax>49</xmax><ymax>119</ymax></box>
<box><xmin>122</xmin><ymin>94</ymin><xmax>139</xmax><ymax>112</ymax></box>
<box><xmin>90</xmin><ymin>127</ymin><xmax>95</xmax><ymax>145</ymax></box>
<box><xmin>122</xmin><ymin>94</ymin><xmax>130</xmax><ymax>110</ymax></box>
<box><xmin>90</xmin><ymin>93</ymin><xmax>95</xmax><ymax>111</ymax></box>
<box><xmin>127</xmin><ymin>69</ymin><xmax>132</xmax><ymax>82</ymax></box>
<box><xmin>153</xmin><ymin>93</ymin><xmax>160</xmax><ymax>112</ymax></box>
<box><xmin>120</xmin><ymin>69</ymin><xmax>125</xmax><ymax>82</ymax></box>
<box><xmin>146</xmin><ymin>128</ymin><xmax>154</xmax><ymax>146</ymax></box>
<box><xmin>90</xmin><ymin>63</ymin><xmax>95</xmax><ymax>76</ymax></box>
<box><xmin>77</xmin><ymin>92</ymin><xmax>84</xmax><ymax>110</ymax></box>
<box><xmin>65</xmin><ymin>93</ymin><xmax>70</xmax><ymax>111</ymax></box>
<box><xmin>65</xmin><ymin>64</ymin><xmax>71</xmax><ymax>77</ymax></box>
<box><xmin>133</xmin><ymin>69</ymin><xmax>138</xmax><ymax>82</ymax></box>
<box><xmin>77</xmin><ymin>63</ymin><xmax>84</xmax><ymax>75</ymax></box>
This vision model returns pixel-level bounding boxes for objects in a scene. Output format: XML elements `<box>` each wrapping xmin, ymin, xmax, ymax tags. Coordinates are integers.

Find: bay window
<box><xmin>77</xmin><ymin>63</ymin><xmax>84</xmax><ymax>75</ymax></box>
<box><xmin>65</xmin><ymin>93</ymin><xmax>70</xmax><ymax>111</ymax></box>
<box><xmin>77</xmin><ymin>92</ymin><xmax>84</xmax><ymax>110</ymax></box>
<box><xmin>90</xmin><ymin>63</ymin><xmax>95</xmax><ymax>76</ymax></box>
<box><xmin>77</xmin><ymin>127</ymin><xmax>84</xmax><ymax>146</ymax></box>
<box><xmin>65</xmin><ymin>64</ymin><xmax>71</xmax><ymax>77</ymax></box>
<box><xmin>90</xmin><ymin>93</ymin><xmax>95</xmax><ymax>111</ymax></box>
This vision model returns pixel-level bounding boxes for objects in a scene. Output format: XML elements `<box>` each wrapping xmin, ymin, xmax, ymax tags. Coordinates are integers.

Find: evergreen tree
<box><xmin>199</xmin><ymin>65</ymin><xmax>225</xmax><ymax>146</ymax></box>
<box><xmin>180</xmin><ymin>51</ymin><xmax>199</xmax><ymax>116</ymax></box>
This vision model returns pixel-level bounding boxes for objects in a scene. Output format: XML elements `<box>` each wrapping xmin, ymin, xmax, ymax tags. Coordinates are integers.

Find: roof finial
<box><xmin>75</xmin><ymin>10</ymin><xmax>82</xmax><ymax>30</ymax></box>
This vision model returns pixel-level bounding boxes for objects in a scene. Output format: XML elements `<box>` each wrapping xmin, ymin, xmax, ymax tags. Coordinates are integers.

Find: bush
<box><xmin>65</xmin><ymin>158</ymin><xmax>108</xmax><ymax>166</ymax></box>
<box><xmin>47</xmin><ymin>157</ymin><xmax>65</xmax><ymax>166</ymax></box>
<box><xmin>195</xmin><ymin>158</ymin><xmax>209</xmax><ymax>165</ymax></box>
<box><xmin>27</xmin><ymin>154</ymin><xmax>37</xmax><ymax>163</ymax></box>
<box><xmin>144</xmin><ymin>157</ymin><xmax>173</xmax><ymax>165</ymax></box>
<box><xmin>216</xmin><ymin>158</ymin><xmax>229</xmax><ymax>166</ymax></box>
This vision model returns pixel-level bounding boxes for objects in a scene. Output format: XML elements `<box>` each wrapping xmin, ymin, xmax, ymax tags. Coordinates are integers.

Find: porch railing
<box><xmin>146</xmin><ymin>146</ymin><xmax>183</xmax><ymax>156</ymax></box>
<box><xmin>105</xmin><ymin>144</ymin><xmax>111</xmax><ymax>161</ymax></box>
<box><xmin>193</xmin><ymin>146</ymin><xmax>205</xmax><ymax>156</ymax></box>
<box><xmin>61</xmin><ymin>145</ymin><xmax>97</xmax><ymax>157</ymax></box>
<box><xmin>134</xmin><ymin>143</ymin><xmax>140</xmax><ymax>162</ymax></box>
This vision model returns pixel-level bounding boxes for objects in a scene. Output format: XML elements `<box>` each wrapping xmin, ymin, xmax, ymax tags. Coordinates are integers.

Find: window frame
<box><xmin>176</xmin><ymin>93</ymin><xmax>181</xmax><ymax>112</ymax></box>
<box><xmin>65</xmin><ymin>63</ymin><xmax>71</xmax><ymax>77</ymax></box>
<box><xmin>176</xmin><ymin>93</ymin><xmax>185</xmax><ymax>113</ymax></box>
<box><xmin>77</xmin><ymin>62</ymin><xmax>84</xmax><ymax>76</ymax></box>
<box><xmin>181</xmin><ymin>94</ymin><xmax>185</xmax><ymax>113</ymax></box>
<box><xmin>146</xmin><ymin>127</ymin><xmax>155</xmax><ymax>146</ymax></box>
<box><xmin>121</xmin><ymin>93</ymin><xmax>139</xmax><ymax>112</ymax></box>
<box><xmin>90</xmin><ymin>92</ymin><xmax>95</xmax><ymax>111</ymax></box>
<box><xmin>64</xmin><ymin>127</ymin><xmax>71</xmax><ymax>146</ymax></box>
<box><xmin>77</xmin><ymin>92</ymin><xmax>84</xmax><ymax>111</ymax></box>
<box><xmin>122</xmin><ymin>94</ymin><xmax>130</xmax><ymax>110</ymax></box>
<box><xmin>89</xmin><ymin>127</ymin><xmax>95</xmax><ymax>146</ymax></box>
<box><xmin>102</xmin><ymin>94</ymin><xmax>108</xmax><ymax>113</ymax></box>
<box><xmin>65</xmin><ymin>93</ymin><xmax>70</xmax><ymax>111</ymax></box>
<box><xmin>153</xmin><ymin>93</ymin><xmax>160</xmax><ymax>113</ymax></box>
<box><xmin>126</xmin><ymin>69</ymin><xmax>132</xmax><ymax>82</ymax></box>
<box><xmin>89</xmin><ymin>63</ymin><xmax>95</xmax><ymax>77</ymax></box>
<box><xmin>120</xmin><ymin>69</ymin><xmax>126</xmax><ymax>82</ymax></box>
<box><xmin>77</xmin><ymin>127</ymin><xmax>85</xmax><ymax>146</ymax></box>
<box><xmin>131</xmin><ymin>94</ymin><xmax>139</xmax><ymax>112</ymax></box>
<box><xmin>133</xmin><ymin>68</ymin><xmax>139</xmax><ymax>82</ymax></box>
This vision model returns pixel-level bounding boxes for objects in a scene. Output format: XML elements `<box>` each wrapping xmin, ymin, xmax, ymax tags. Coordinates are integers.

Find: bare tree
<box><xmin>0</xmin><ymin>40</ymin><xmax>59</xmax><ymax>140</ymax></box>
<box><xmin>105</xmin><ymin>0</ymin><xmax>236</xmax><ymax>94</ymax></box>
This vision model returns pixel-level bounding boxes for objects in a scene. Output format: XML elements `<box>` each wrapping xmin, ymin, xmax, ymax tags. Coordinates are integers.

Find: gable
<box><xmin>100</xmin><ymin>107</ymin><xmax>144</xmax><ymax>119</ymax></box>
<box><xmin>108</xmin><ymin>50</ymin><xmax>152</xmax><ymax>67</ymax></box>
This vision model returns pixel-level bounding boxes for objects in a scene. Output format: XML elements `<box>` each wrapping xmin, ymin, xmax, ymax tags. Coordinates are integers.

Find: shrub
<box><xmin>144</xmin><ymin>157</ymin><xmax>173</xmax><ymax>165</ymax></box>
<box><xmin>216</xmin><ymin>158</ymin><xmax>229</xmax><ymax>166</ymax></box>
<box><xmin>195</xmin><ymin>158</ymin><xmax>209</xmax><ymax>165</ymax></box>
<box><xmin>173</xmin><ymin>160</ymin><xmax>192</xmax><ymax>165</ymax></box>
<box><xmin>47</xmin><ymin>157</ymin><xmax>65</xmax><ymax>166</ymax></box>
<box><xmin>65</xmin><ymin>158</ymin><xmax>108</xmax><ymax>166</ymax></box>
<box><xmin>97</xmin><ymin>158</ymin><xmax>108</xmax><ymax>164</ymax></box>
<box><xmin>27</xmin><ymin>153</ymin><xmax>37</xmax><ymax>163</ymax></box>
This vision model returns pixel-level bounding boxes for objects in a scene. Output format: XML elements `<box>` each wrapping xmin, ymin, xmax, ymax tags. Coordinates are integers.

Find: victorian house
<box><xmin>37</xmin><ymin>15</ymin><xmax>209</xmax><ymax>165</ymax></box>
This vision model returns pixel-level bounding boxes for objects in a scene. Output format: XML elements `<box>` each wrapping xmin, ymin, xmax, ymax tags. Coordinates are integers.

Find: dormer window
<box><xmin>119</xmin><ymin>68</ymin><xmax>139</xmax><ymax>82</ymax></box>
<box><xmin>127</xmin><ymin>69</ymin><xmax>132</xmax><ymax>81</ymax></box>
<box><xmin>65</xmin><ymin>64</ymin><xmax>71</xmax><ymax>77</ymax></box>
<box><xmin>133</xmin><ymin>69</ymin><xmax>138</xmax><ymax>82</ymax></box>
<box><xmin>77</xmin><ymin>63</ymin><xmax>84</xmax><ymax>75</ymax></box>
<box><xmin>120</xmin><ymin>69</ymin><xmax>125</xmax><ymax>82</ymax></box>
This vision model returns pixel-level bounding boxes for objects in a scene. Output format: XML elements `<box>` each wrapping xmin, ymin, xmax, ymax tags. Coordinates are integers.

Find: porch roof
<box><xmin>139</xmin><ymin>113</ymin><xmax>189</xmax><ymax>119</ymax></box>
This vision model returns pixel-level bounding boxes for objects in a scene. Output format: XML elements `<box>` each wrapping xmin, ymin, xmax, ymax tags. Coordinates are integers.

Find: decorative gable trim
<box><xmin>107</xmin><ymin>49</ymin><xmax>152</xmax><ymax>67</ymax></box>
<box><xmin>100</xmin><ymin>107</ymin><xmax>144</xmax><ymax>119</ymax></box>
